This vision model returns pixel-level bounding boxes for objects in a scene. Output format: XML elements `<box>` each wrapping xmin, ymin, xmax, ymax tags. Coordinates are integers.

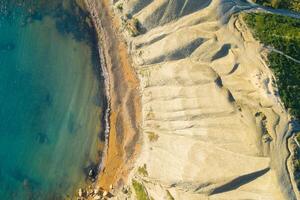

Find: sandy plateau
<box><xmin>83</xmin><ymin>0</ymin><xmax>299</xmax><ymax>199</ymax></box>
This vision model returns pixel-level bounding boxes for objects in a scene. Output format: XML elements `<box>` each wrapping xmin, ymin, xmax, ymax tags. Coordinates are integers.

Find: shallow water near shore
<box><xmin>0</xmin><ymin>1</ymin><xmax>105</xmax><ymax>199</ymax></box>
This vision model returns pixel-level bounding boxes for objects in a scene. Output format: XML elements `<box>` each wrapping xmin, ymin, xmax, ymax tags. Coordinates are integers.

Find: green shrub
<box><xmin>296</xmin><ymin>134</ymin><xmax>300</xmax><ymax>144</ymax></box>
<box><xmin>116</xmin><ymin>3</ymin><xmax>123</xmax><ymax>11</ymax></box>
<box><xmin>125</xmin><ymin>17</ymin><xmax>141</xmax><ymax>37</ymax></box>
<box><xmin>138</xmin><ymin>164</ymin><xmax>148</xmax><ymax>176</ymax></box>
<box><xmin>132</xmin><ymin>180</ymin><xmax>149</xmax><ymax>200</ymax></box>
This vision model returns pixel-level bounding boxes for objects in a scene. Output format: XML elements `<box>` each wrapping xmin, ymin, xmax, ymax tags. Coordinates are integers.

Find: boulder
<box><xmin>78</xmin><ymin>188</ymin><xmax>83</xmax><ymax>197</ymax></box>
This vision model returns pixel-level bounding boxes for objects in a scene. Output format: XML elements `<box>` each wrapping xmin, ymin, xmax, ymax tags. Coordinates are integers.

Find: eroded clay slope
<box><xmin>110</xmin><ymin>0</ymin><xmax>296</xmax><ymax>199</ymax></box>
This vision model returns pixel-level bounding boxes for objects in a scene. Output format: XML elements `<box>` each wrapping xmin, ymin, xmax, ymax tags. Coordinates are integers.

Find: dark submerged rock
<box><xmin>84</xmin><ymin>162</ymin><xmax>98</xmax><ymax>182</ymax></box>
<box><xmin>36</xmin><ymin>132</ymin><xmax>49</xmax><ymax>144</ymax></box>
<box><xmin>0</xmin><ymin>43</ymin><xmax>15</xmax><ymax>52</ymax></box>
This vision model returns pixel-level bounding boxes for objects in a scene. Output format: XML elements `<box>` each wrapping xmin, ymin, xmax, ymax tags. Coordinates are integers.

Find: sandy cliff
<box><xmin>87</xmin><ymin>0</ymin><xmax>298</xmax><ymax>199</ymax></box>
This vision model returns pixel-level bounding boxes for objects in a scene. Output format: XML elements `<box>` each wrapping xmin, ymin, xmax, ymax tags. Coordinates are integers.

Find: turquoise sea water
<box><xmin>0</xmin><ymin>1</ymin><xmax>105</xmax><ymax>199</ymax></box>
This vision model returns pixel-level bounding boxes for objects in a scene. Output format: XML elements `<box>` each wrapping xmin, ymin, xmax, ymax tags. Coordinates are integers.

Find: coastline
<box><xmin>84</xmin><ymin>0</ymin><xmax>142</xmax><ymax>192</ymax></box>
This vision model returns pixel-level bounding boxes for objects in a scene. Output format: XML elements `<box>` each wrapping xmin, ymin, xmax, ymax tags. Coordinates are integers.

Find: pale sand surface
<box><xmin>86</xmin><ymin>0</ymin><xmax>297</xmax><ymax>199</ymax></box>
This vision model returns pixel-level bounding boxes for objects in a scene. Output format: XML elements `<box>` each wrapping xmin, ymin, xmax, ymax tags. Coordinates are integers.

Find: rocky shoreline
<box><xmin>79</xmin><ymin>0</ymin><xmax>142</xmax><ymax>198</ymax></box>
<box><xmin>83</xmin><ymin>0</ymin><xmax>111</xmax><ymax>179</ymax></box>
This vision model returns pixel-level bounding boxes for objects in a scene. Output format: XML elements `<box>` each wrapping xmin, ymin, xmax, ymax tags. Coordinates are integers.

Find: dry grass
<box><xmin>147</xmin><ymin>132</ymin><xmax>159</xmax><ymax>142</ymax></box>
<box><xmin>138</xmin><ymin>164</ymin><xmax>148</xmax><ymax>176</ymax></box>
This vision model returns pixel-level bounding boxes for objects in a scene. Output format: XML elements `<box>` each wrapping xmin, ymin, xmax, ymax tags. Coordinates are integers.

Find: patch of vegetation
<box><xmin>147</xmin><ymin>132</ymin><xmax>159</xmax><ymax>142</ymax></box>
<box><xmin>243</xmin><ymin>13</ymin><xmax>300</xmax><ymax>58</ymax></box>
<box><xmin>132</xmin><ymin>180</ymin><xmax>149</xmax><ymax>200</ymax></box>
<box><xmin>138</xmin><ymin>164</ymin><xmax>148</xmax><ymax>176</ymax></box>
<box><xmin>116</xmin><ymin>2</ymin><xmax>123</xmax><ymax>11</ymax></box>
<box><xmin>253</xmin><ymin>0</ymin><xmax>300</xmax><ymax>12</ymax></box>
<box><xmin>138</xmin><ymin>68</ymin><xmax>151</xmax><ymax>79</ymax></box>
<box><xmin>125</xmin><ymin>17</ymin><xmax>141</xmax><ymax>37</ymax></box>
<box><xmin>296</xmin><ymin>133</ymin><xmax>300</xmax><ymax>144</ymax></box>
<box><xmin>244</xmin><ymin>13</ymin><xmax>300</xmax><ymax>119</ymax></box>
<box><xmin>166</xmin><ymin>190</ymin><xmax>175</xmax><ymax>200</ymax></box>
<box><xmin>146</xmin><ymin>108</ymin><xmax>155</xmax><ymax>120</ymax></box>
